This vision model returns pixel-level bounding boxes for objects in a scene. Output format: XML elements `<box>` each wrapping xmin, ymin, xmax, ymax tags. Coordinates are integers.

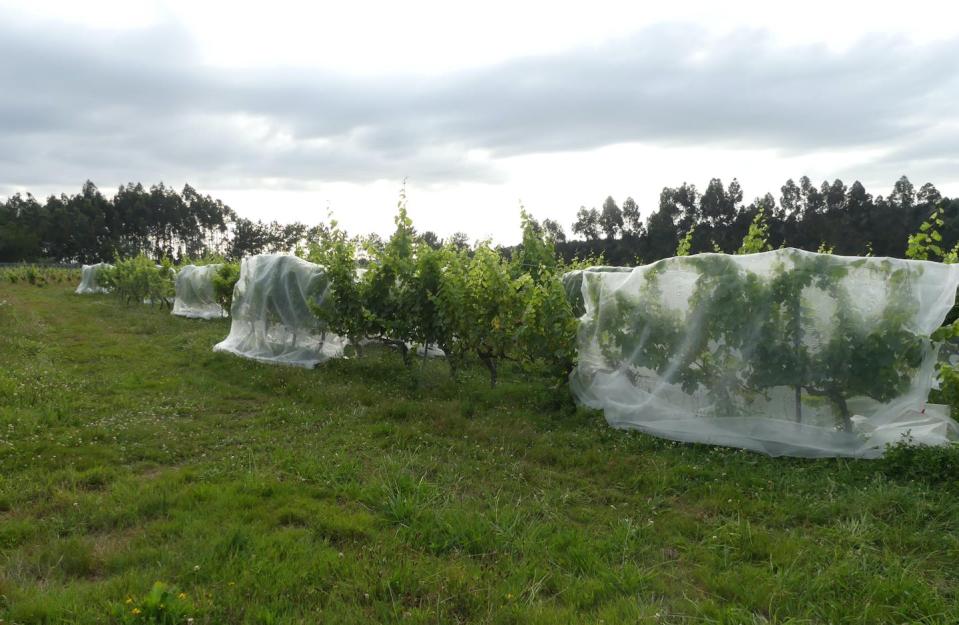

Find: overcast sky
<box><xmin>1</xmin><ymin>0</ymin><xmax>958</xmax><ymax>243</ymax></box>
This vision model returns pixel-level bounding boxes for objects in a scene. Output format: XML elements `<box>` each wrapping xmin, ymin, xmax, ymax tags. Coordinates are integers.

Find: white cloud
<box><xmin>1</xmin><ymin>1</ymin><xmax>958</xmax><ymax>243</ymax></box>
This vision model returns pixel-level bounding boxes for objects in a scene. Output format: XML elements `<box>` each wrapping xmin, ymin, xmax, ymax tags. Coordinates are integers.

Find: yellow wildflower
<box><xmin>131</xmin><ymin>607</ymin><xmax>142</xmax><ymax>616</ymax></box>
<box><xmin>178</xmin><ymin>592</ymin><xmax>187</xmax><ymax>600</ymax></box>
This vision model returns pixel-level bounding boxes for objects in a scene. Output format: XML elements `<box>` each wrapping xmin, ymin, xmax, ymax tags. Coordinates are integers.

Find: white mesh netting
<box><xmin>75</xmin><ymin>263</ymin><xmax>112</xmax><ymax>294</ymax></box>
<box><xmin>568</xmin><ymin>248</ymin><xmax>959</xmax><ymax>458</ymax></box>
<box><xmin>172</xmin><ymin>264</ymin><xmax>227</xmax><ymax>319</ymax></box>
<box><xmin>213</xmin><ymin>254</ymin><xmax>347</xmax><ymax>367</ymax></box>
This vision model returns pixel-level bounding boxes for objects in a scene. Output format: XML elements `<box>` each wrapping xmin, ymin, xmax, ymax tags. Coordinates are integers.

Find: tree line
<box><xmin>547</xmin><ymin>175</ymin><xmax>958</xmax><ymax>265</ymax></box>
<box><xmin>0</xmin><ymin>181</ymin><xmax>310</xmax><ymax>263</ymax></box>
<box><xmin>2</xmin><ymin>175</ymin><xmax>957</xmax><ymax>265</ymax></box>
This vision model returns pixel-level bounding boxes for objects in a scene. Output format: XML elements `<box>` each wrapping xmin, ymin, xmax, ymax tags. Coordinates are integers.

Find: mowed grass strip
<box><xmin>1</xmin><ymin>282</ymin><xmax>958</xmax><ymax>624</ymax></box>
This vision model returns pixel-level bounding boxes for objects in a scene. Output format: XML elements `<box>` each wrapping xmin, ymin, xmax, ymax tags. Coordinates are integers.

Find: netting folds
<box><xmin>75</xmin><ymin>263</ymin><xmax>112</xmax><ymax>294</ymax></box>
<box><xmin>172</xmin><ymin>265</ymin><xmax>226</xmax><ymax>320</ymax></box>
<box><xmin>213</xmin><ymin>255</ymin><xmax>347</xmax><ymax>367</ymax></box>
<box><xmin>569</xmin><ymin>249</ymin><xmax>959</xmax><ymax>458</ymax></box>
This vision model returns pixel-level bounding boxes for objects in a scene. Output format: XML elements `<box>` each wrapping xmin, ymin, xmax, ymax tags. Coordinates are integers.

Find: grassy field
<box><xmin>1</xmin><ymin>281</ymin><xmax>959</xmax><ymax>624</ymax></box>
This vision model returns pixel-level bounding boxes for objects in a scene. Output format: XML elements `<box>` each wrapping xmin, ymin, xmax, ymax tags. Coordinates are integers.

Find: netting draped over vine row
<box><xmin>74</xmin><ymin>248</ymin><xmax>959</xmax><ymax>456</ymax></box>
<box><xmin>75</xmin><ymin>263</ymin><xmax>112</xmax><ymax>294</ymax></box>
<box><xmin>172</xmin><ymin>265</ymin><xmax>227</xmax><ymax>320</ymax></box>
<box><xmin>213</xmin><ymin>255</ymin><xmax>347</xmax><ymax>367</ymax></box>
<box><xmin>567</xmin><ymin>248</ymin><xmax>959</xmax><ymax>457</ymax></box>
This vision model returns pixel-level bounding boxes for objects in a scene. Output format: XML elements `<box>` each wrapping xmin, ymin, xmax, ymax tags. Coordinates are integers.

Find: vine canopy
<box><xmin>570</xmin><ymin>248</ymin><xmax>959</xmax><ymax>458</ymax></box>
<box><xmin>213</xmin><ymin>255</ymin><xmax>347</xmax><ymax>367</ymax></box>
<box><xmin>75</xmin><ymin>263</ymin><xmax>112</xmax><ymax>294</ymax></box>
<box><xmin>172</xmin><ymin>264</ymin><xmax>227</xmax><ymax>320</ymax></box>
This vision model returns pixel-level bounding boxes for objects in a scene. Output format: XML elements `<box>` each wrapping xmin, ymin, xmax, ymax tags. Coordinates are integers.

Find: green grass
<box><xmin>1</xmin><ymin>282</ymin><xmax>959</xmax><ymax>624</ymax></box>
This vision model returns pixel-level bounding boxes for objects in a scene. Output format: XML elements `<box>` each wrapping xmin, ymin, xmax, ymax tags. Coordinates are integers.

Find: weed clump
<box><xmin>880</xmin><ymin>438</ymin><xmax>959</xmax><ymax>484</ymax></box>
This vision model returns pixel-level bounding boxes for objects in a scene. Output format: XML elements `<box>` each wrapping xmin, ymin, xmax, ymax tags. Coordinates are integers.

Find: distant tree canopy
<box><xmin>556</xmin><ymin>176</ymin><xmax>959</xmax><ymax>265</ymax></box>
<box><xmin>2</xmin><ymin>175</ymin><xmax>956</xmax><ymax>266</ymax></box>
<box><xmin>0</xmin><ymin>181</ymin><xmax>314</xmax><ymax>263</ymax></box>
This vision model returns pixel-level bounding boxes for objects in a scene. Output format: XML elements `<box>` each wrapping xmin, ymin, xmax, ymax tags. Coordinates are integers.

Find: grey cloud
<box><xmin>847</xmin><ymin>126</ymin><xmax>959</xmax><ymax>193</ymax></box>
<box><xmin>0</xmin><ymin>14</ymin><xmax>957</xmax><ymax>192</ymax></box>
<box><xmin>424</xmin><ymin>29</ymin><xmax>959</xmax><ymax>155</ymax></box>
